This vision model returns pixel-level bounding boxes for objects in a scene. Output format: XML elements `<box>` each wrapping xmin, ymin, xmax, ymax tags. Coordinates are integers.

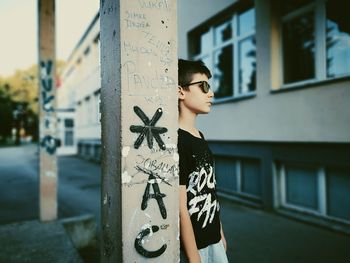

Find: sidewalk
<box><xmin>0</xmin><ymin>220</ymin><xmax>83</xmax><ymax>263</ymax></box>
<box><xmin>220</xmin><ymin>198</ymin><xmax>350</xmax><ymax>263</ymax></box>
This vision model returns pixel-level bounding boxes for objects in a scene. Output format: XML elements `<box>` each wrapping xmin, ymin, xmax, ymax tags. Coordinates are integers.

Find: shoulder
<box><xmin>198</xmin><ymin>130</ymin><xmax>205</xmax><ymax>139</ymax></box>
<box><xmin>178</xmin><ymin>129</ymin><xmax>189</xmax><ymax>146</ymax></box>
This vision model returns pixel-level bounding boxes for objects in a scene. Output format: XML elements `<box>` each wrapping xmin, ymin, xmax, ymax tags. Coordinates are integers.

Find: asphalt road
<box><xmin>0</xmin><ymin>144</ymin><xmax>100</xmax><ymax>226</ymax></box>
<box><xmin>1</xmin><ymin>144</ymin><xmax>350</xmax><ymax>263</ymax></box>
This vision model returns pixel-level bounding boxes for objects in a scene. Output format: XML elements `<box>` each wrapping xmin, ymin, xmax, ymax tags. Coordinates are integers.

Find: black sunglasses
<box><xmin>183</xmin><ymin>80</ymin><xmax>211</xmax><ymax>93</ymax></box>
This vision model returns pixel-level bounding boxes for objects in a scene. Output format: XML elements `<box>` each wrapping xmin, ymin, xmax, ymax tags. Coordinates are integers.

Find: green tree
<box><xmin>0</xmin><ymin>60</ymin><xmax>66</xmax><ymax>144</ymax></box>
<box><xmin>0</xmin><ymin>83</ymin><xmax>14</xmax><ymax>144</ymax></box>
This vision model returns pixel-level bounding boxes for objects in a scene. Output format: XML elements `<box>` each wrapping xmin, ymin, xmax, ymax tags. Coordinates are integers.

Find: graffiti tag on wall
<box><xmin>40</xmin><ymin>59</ymin><xmax>58</xmax><ymax>155</ymax></box>
<box><xmin>121</xmin><ymin>0</ymin><xmax>177</xmax><ymax>260</ymax></box>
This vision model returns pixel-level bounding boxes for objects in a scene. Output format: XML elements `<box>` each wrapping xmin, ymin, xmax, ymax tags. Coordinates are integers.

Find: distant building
<box><xmin>57</xmin><ymin>13</ymin><xmax>100</xmax><ymax>159</ymax></box>
<box><xmin>58</xmin><ymin>0</ymin><xmax>350</xmax><ymax>233</ymax></box>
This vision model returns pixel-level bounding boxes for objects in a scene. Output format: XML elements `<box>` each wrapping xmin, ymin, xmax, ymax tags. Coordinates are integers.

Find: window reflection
<box><xmin>239</xmin><ymin>37</ymin><xmax>256</xmax><ymax>93</ymax></box>
<box><xmin>238</xmin><ymin>8</ymin><xmax>255</xmax><ymax>36</ymax></box>
<box><xmin>214</xmin><ymin>45</ymin><xmax>233</xmax><ymax>98</ymax></box>
<box><xmin>215</xmin><ymin>20</ymin><xmax>232</xmax><ymax>45</ymax></box>
<box><xmin>283</xmin><ymin>12</ymin><xmax>315</xmax><ymax>83</ymax></box>
<box><xmin>326</xmin><ymin>0</ymin><xmax>350</xmax><ymax>77</ymax></box>
<box><xmin>190</xmin><ymin>6</ymin><xmax>256</xmax><ymax>99</ymax></box>
<box><xmin>200</xmin><ymin>30</ymin><xmax>212</xmax><ymax>54</ymax></box>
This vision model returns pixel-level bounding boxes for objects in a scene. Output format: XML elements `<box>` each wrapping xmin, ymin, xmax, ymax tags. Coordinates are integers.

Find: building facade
<box><xmin>57</xmin><ymin>13</ymin><xmax>101</xmax><ymax>160</ymax></box>
<box><xmin>58</xmin><ymin>0</ymin><xmax>350</xmax><ymax>233</ymax></box>
<box><xmin>178</xmin><ymin>0</ymin><xmax>350</xmax><ymax>233</ymax></box>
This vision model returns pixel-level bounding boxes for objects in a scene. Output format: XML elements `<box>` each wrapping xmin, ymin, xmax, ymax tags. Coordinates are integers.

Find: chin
<box><xmin>200</xmin><ymin>109</ymin><xmax>211</xmax><ymax>114</ymax></box>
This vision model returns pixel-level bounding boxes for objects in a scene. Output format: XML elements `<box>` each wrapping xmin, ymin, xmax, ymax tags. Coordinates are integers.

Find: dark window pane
<box><xmin>326</xmin><ymin>1</ymin><xmax>350</xmax><ymax>77</ymax></box>
<box><xmin>238</xmin><ymin>7</ymin><xmax>255</xmax><ymax>36</ymax></box>
<box><xmin>64</xmin><ymin>131</ymin><xmax>74</xmax><ymax>146</ymax></box>
<box><xmin>285</xmin><ymin>164</ymin><xmax>318</xmax><ymax>210</ymax></box>
<box><xmin>93</xmin><ymin>33</ymin><xmax>100</xmax><ymax>44</ymax></box>
<box><xmin>215</xmin><ymin>157</ymin><xmax>237</xmax><ymax>193</ymax></box>
<box><xmin>191</xmin><ymin>29</ymin><xmax>211</xmax><ymax>56</ymax></box>
<box><xmin>281</xmin><ymin>0</ymin><xmax>313</xmax><ymax>16</ymax></box>
<box><xmin>327</xmin><ymin>167</ymin><xmax>350</xmax><ymax>221</ymax></box>
<box><xmin>241</xmin><ymin>158</ymin><xmax>261</xmax><ymax>197</ymax></box>
<box><xmin>213</xmin><ymin>45</ymin><xmax>233</xmax><ymax>98</ymax></box>
<box><xmin>215</xmin><ymin>20</ymin><xmax>232</xmax><ymax>45</ymax></box>
<box><xmin>283</xmin><ymin>12</ymin><xmax>315</xmax><ymax>83</ymax></box>
<box><xmin>239</xmin><ymin>37</ymin><xmax>256</xmax><ymax>93</ymax></box>
<box><xmin>64</xmin><ymin>119</ymin><xmax>74</xmax><ymax>128</ymax></box>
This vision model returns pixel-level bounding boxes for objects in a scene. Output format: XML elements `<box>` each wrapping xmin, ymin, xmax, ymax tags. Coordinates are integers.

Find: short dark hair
<box><xmin>178</xmin><ymin>59</ymin><xmax>212</xmax><ymax>87</ymax></box>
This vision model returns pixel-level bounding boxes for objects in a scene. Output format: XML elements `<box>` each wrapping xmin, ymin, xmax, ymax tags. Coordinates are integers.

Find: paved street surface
<box><xmin>1</xmin><ymin>144</ymin><xmax>350</xmax><ymax>263</ymax></box>
<box><xmin>0</xmin><ymin>144</ymin><xmax>100</xmax><ymax>225</ymax></box>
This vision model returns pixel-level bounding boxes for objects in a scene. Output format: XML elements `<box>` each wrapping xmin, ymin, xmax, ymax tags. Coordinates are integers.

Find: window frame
<box><xmin>190</xmin><ymin>5</ymin><xmax>256</xmax><ymax>103</ymax></box>
<box><xmin>276</xmin><ymin>161</ymin><xmax>350</xmax><ymax>225</ymax></box>
<box><xmin>280</xmin><ymin>0</ymin><xmax>350</xmax><ymax>89</ymax></box>
<box><xmin>214</xmin><ymin>156</ymin><xmax>262</xmax><ymax>201</ymax></box>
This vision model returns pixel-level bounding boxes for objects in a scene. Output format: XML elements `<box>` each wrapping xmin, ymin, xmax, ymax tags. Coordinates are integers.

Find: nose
<box><xmin>208</xmin><ymin>89</ymin><xmax>214</xmax><ymax>98</ymax></box>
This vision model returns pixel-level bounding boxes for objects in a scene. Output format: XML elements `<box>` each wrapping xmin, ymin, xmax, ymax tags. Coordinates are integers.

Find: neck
<box><xmin>178</xmin><ymin>108</ymin><xmax>198</xmax><ymax>134</ymax></box>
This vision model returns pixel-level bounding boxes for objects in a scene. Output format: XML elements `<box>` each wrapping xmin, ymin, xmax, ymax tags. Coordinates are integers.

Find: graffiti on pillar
<box><xmin>134</xmin><ymin>225</ymin><xmax>167</xmax><ymax>258</ymax></box>
<box><xmin>40</xmin><ymin>135</ymin><xmax>57</xmax><ymax>155</ymax></box>
<box><xmin>141</xmin><ymin>31</ymin><xmax>173</xmax><ymax>66</ymax></box>
<box><xmin>120</xmin><ymin>0</ymin><xmax>177</xmax><ymax>260</ymax></box>
<box><xmin>123</xmin><ymin>60</ymin><xmax>176</xmax><ymax>95</ymax></box>
<box><xmin>136</xmin><ymin>165</ymin><xmax>168</xmax><ymax>219</ymax></box>
<box><xmin>40</xmin><ymin>59</ymin><xmax>57</xmax><ymax>155</ymax></box>
<box><xmin>40</xmin><ymin>60</ymin><xmax>55</xmax><ymax>112</ymax></box>
<box><xmin>130</xmin><ymin>106</ymin><xmax>167</xmax><ymax>150</ymax></box>
<box><xmin>138</xmin><ymin>0</ymin><xmax>171</xmax><ymax>12</ymax></box>
<box><xmin>42</xmin><ymin>91</ymin><xmax>55</xmax><ymax>112</ymax></box>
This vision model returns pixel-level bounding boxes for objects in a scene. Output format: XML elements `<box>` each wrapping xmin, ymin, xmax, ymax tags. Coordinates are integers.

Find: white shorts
<box><xmin>180</xmin><ymin>240</ymin><xmax>229</xmax><ymax>263</ymax></box>
<box><xmin>199</xmin><ymin>240</ymin><xmax>229</xmax><ymax>263</ymax></box>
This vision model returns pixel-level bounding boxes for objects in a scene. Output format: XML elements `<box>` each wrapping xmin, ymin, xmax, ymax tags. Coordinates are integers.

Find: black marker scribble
<box><xmin>130</xmin><ymin>106</ymin><xmax>167</xmax><ymax>150</ymax></box>
<box><xmin>135</xmin><ymin>165</ymin><xmax>172</xmax><ymax>186</ymax></box>
<box><xmin>135</xmin><ymin>225</ymin><xmax>167</xmax><ymax>258</ymax></box>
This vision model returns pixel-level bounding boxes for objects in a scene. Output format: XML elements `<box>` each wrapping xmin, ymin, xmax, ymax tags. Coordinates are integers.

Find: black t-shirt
<box><xmin>178</xmin><ymin>128</ymin><xmax>221</xmax><ymax>249</ymax></box>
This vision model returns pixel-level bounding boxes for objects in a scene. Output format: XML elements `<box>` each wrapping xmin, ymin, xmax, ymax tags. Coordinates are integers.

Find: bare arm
<box><xmin>220</xmin><ymin>221</ymin><xmax>227</xmax><ymax>251</ymax></box>
<box><xmin>179</xmin><ymin>185</ymin><xmax>201</xmax><ymax>263</ymax></box>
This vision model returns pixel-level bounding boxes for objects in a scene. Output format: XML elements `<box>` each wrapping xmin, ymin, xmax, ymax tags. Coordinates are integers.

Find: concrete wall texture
<box><xmin>120</xmin><ymin>0</ymin><xmax>179</xmax><ymax>261</ymax></box>
<box><xmin>38</xmin><ymin>0</ymin><xmax>58</xmax><ymax>221</ymax></box>
<box><xmin>99</xmin><ymin>0</ymin><xmax>179</xmax><ymax>261</ymax></box>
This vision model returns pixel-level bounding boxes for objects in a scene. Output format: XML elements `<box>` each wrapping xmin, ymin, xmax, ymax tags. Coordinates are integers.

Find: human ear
<box><xmin>178</xmin><ymin>86</ymin><xmax>185</xmax><ymax>100</ymax></box>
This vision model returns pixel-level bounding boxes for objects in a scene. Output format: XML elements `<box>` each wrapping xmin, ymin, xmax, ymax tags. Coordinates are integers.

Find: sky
<box><xmin>0</xmin><ymin>0</ymin><xmax>99</xmax><ymax>77</ymax></box>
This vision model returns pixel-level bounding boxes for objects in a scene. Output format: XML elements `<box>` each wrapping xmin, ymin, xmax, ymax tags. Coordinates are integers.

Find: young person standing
<box><xmin>178</xmin><ymin>59</ymin><xmax>228</xmax><ymax>263</ymax></box>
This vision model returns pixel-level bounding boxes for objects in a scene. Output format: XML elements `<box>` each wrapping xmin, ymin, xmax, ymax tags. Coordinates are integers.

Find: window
<box><xmin>85</xmin><ymin>96</ymin><xmax>92</xmax><ymax>125</ymax></box>
<box><xmin>327</xmin><ymin>167</ymin><xmax>350</xmax><ymax>221</ymax></box>
<box><xmin>64</xmin><ymin>118</ymin><xmax>74</xmax><ymax>128</ymax></box>
<box><xmin>64</xmin><ymin>118</ymin><xmax>74</xmax><ymax>146</ymax></box>
<box><xmin>190</xmin><ymin>5</ymin><xmax>256</xmax><ymax>100</ymax></box>
<box><xmin>215</xmin><ymin>156</ymin><xmax>261</xmax><ymax>201</ymax></box>
<box><xmin>281</xmin><ymin>0</ymin><xmax>350</xmax><ymax>85</ymax></box>
<box><xmin>84</xmin><ymin>46</ymin><xmax>91</xmax><ymax>56</ymax></box>
<box><xmin>76</xmin><ymin>101</ymin><xmax>82</xmax><ymax>127</ymax></box>
<box><xmin>94</xmin><ymin>91</ymin><xmax>101</xmax><ymax>124</ymax></box>
<box><xmin>277</xmin><ymin>162</ymin><xmax>350</xmax><ymax>224</ymax></box>
<box><xmin>93</xmin><ymin>33</ymin><xmax>100</xmax><ymax>44</ymax></box>
<box><xmin>326</xmin><ymin>0</ymin><xmax>350</xmax><ymax>77</ymax></box>
<box><xmin>284</xmin><ymin>164</ymin><xmax>318</xmax><ymax>210</ymax></box>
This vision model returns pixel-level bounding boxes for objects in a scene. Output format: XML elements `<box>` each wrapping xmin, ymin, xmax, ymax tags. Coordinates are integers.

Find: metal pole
<box><xmin>100</xmin><ymin>0</ymin><xmax>179</xmax><ymax>261</ymax></box>
<box><xmin>38</xmin><ymin>0</ymin><xmax>58</xmax><ymax>221</ymax></box>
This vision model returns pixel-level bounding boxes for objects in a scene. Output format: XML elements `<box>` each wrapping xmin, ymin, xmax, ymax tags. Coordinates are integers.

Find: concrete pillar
<box><xmin>100</xmin><ymin>0</ymin><xmax>178</xmax><ymax>262</ymax></box>
<box><xmin>38</xmin><ymin>0</ymin><xmax>58</xmax><ymax>221</ymax></box>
